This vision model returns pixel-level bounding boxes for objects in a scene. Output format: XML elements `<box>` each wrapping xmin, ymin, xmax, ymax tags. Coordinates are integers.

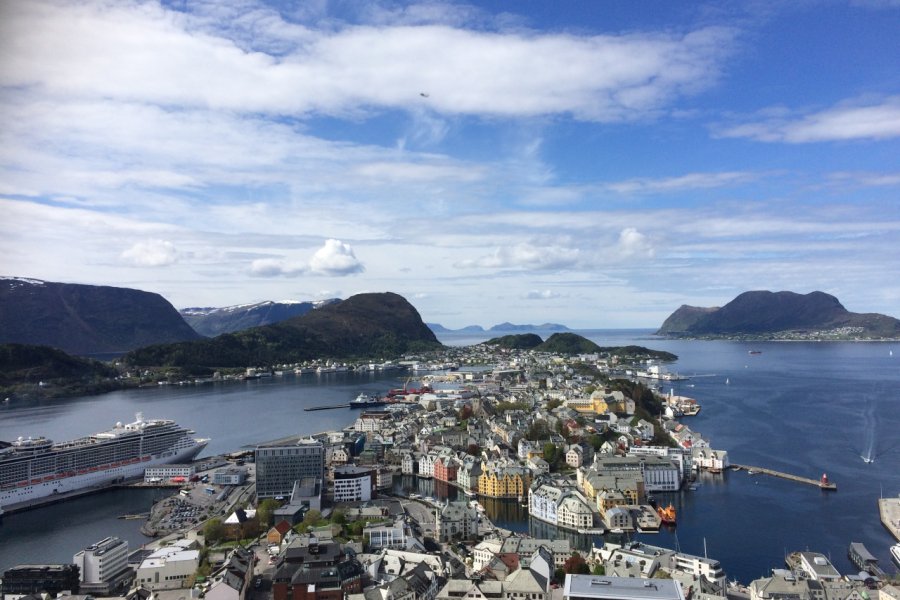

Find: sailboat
<box><xmin>725</xmin><ymin>378</ymin><xmax>730</xmax><ymax>385</ymax></box>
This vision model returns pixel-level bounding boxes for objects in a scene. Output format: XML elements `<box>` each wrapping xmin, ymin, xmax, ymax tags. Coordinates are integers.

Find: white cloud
<box><xmin>309</xmin><ymin>239</ymin><xmax>365</xmax><ymax>275</ymax></box>
<box><xmin>0</xmin><ymin>2</ymin><xmax>734</xmax><ymax>122</ymax></box>
<box><xmin>120</xmin><ymin>239</ymin><xmax>179</xmax><ymax>267</ymax></box>
<box><xmin>249</xmin><ymin>258</ymin><xmax>307</xmax><ymax>278</ymax></box>
<box><xmin>718</xmin><ymin>96</ymin><xmax>900</xmax><ymax>143</ymax></box>
<box><xmin>523</xmin><ymin>289</ymin><xmax>562</xmax><ymax>300</ymax></box>
<box><xmin>616</xmin><ymin>228</ymin><xmax>655</xmax><ymax>258</ymax></box>
<box><xmin>454</xmin><ymin>242</ymin><xmax>580</xmax><ymax>270</ymax></box>
<box><xmin>249</xmin><ymin>239</ymin><xmax>364</xmax><ymax>278</ymax></box>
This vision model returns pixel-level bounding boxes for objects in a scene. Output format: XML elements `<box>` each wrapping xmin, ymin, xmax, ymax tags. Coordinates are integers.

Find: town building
<box><xmin>134</xmin><ymin>541</ymin><xmax>200</xmax><ymax>590</ymax></box>
<box><xmin>1</xmin><ymin>564</ymin><xmax>81</xmax><ymax>597</ymax></box>
<box><xmin>333</xmin><ymin>465</ymin><xmax>376</xmax><ymax>503</ymax></box>
<box><xmin>73</xmin><ymin>536</ymin><xmax>133</xmax><ymax>595</ymax></box>
<box><xmin>435</xmin><ymin>500</ymin><xmax>478</xmax><ymax>542</ymax></box>
<box><xmin>563</xmin><ymin>575</ymin><xmax>685</xmax><ymax>600</ymax></box>
<box><xmin>255</xmin><ymin>438</ymin><xmax>325</xmax><ymax>499</ymax></box>
<box><xmin>144</xmin><ymin>464</ymin><xmax>195</xmax><ymax>482</ymax></box>
<box><xmin>213</xmin><ymin>466</ymin><xmax>248</xmax><ymax>485</ymax></box>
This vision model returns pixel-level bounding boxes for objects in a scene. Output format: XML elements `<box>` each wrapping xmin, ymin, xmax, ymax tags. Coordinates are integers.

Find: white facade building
<box><xmin>144</xmin><ymin>465</ymin><xmax>195</xmax><ymax>482</ymax></box>
<box><xmin>333</xmin><ymin>466</ymin><xmax>374</xmax><ymax>502</ymax></box>
<box><xmin>135</xmin><ymin>542</ymin><xmax>200</xmax><ymax>590</ymax></box>
<box><xmin>73</xmin><ymin>536</ymin><xmax>129</xmax><ymax>592</ymax></box>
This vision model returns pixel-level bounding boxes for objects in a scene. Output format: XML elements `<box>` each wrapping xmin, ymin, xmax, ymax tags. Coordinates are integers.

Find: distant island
<box><xmin>657</xmin><ymin>290</ymin><xmax>900</xmax><ymax>340</ymax></box>
<box><xmin>483</xmin><ymin>332</ymin><xmax>677</xmax><ymax>361</ymax></box>
<box><xmin>427</xmin><ymin>322</ymin><xmax>570</xmax><ymax>334</ymax></box>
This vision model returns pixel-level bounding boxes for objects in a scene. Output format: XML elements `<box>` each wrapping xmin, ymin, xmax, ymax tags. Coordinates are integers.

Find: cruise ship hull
<box><xmin>1</xmin><ymin>439</ymin><xmax>208</xmax><ymax>511</ymax></box>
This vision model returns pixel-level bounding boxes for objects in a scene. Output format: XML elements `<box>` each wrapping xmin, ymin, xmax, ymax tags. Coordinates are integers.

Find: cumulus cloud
<box><xmin>616</xmin><ymin>228</ymin><xmax>655</xmax><ymax>258</ymax></box>
<box><xmin>718</xmin><ymin>96</ymin><xmax>900</xmax><ymax>143</ymax></box>
<box><xmin>120</xmin><ymin>239</ymin><xmax>179</xmax><ymax>267</ymax></box>
<box><xmin>523</xmin><ymin>289</ymin><xmax>562</xmax><ymax>300</ymax></box>
<box><xmin>454</xmin><ymin>243</ymin><xmax>580</xmax><ymax>270</ymax></box>
<box><xmin>309</xmin><ymin>239</ymin><xmax>365</xmax><ymax>275</ymax></box>
<box><xmin>249</xmin><ymin>239</ymin><xmax>364</xmax><ymax>278</ymax></box>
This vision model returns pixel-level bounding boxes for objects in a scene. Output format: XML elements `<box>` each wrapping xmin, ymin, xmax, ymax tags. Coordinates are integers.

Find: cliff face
<box><xmin>125</xmin><ymin>292</ymin><xmax>442</xmax><ymax>367</ymax></box>
<box><xmin>656</xmin><ymin>290</ymin><xmax>900</xmax><ymax>337</ymax></box>
<box><xmin>0</xmin><ymin>277</ymin><xmax>201</xmax><ymax>355</ymax></box>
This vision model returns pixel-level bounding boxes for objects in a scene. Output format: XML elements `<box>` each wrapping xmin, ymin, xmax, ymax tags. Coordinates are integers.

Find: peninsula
<box><xmin>657</xmin><ymin>290</ymin><xmax>900</xmax><ymax>340</ymax></box>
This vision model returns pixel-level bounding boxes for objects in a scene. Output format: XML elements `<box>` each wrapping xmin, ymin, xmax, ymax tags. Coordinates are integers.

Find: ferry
<box><xmin>0</xmin><ymin>413</ymin><xmax>208</xmax><ymax>510</ymax></box>
<box><xmin>348</xmin><ymin>393</ymin><xmax>388</xmax><ymax>409</ymax></box>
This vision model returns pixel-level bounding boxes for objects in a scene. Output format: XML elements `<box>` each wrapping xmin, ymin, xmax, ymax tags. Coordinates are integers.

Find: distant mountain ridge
<box><xmin>657</xmin><ymin>290</ymin><xmax>900</xmax><ymax>338</ymax></box>
<box><xmin>0</xmin><ymin>277</ymin><xmax>202</xmax><ymax>355</ymax></box>
<box><xmin>427</xmin><ymin>322</ymin><xmax>569</xmax><ymax>334</ymax></box>
<box><xmin>181</xmin><ymin>298</ymin><xmax>340</xmax><ymax>336</ymax></box>
<box><xmin>126</xmin><ymin>292</ymin><xmax>442</xmax><ymax>368</ymax></box>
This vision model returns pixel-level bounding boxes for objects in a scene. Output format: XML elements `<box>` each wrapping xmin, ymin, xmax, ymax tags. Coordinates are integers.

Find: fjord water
<box><xmin>2</xmin><ymin>332</ymin><xmax>899</xmax><ymax>583</ymax></box>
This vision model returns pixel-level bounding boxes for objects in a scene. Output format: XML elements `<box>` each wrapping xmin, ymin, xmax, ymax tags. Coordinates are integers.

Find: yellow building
<box><xmin>478</xmin><ymin>466</ymin><xmax>532</xmax><ymax>498</ymax></box>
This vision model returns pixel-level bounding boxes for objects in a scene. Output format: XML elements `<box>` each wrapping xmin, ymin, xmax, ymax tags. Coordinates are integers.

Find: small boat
<box><xmin>890</xmin><ymin>543</ymin><xmax>900</xmax><ymax>567</ymax></box>
<box><xmin>656</xmin><ymin>503</ymin><xmax>676</xmax><ymax>525</ymax></box>
<box><xmin>748</xmin><ymin>350</ymin><xmax>762</xmax><ymax>355</ymax></box>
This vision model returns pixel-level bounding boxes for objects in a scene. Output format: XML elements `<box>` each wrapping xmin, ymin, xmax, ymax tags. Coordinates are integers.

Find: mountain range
<box><xmin>0</xmin><ymin>277</ymin><xmax>201</xmax><ymax>355</ymax></box>
<box><xmin>126</xmin><ymin>292</ymin><xmax>442</xmax><ymax>369</ymax></box>
<box><xmin>180</xmin><ymin>299</ymin><xmax>340</xmax><ymax>337</ymax></box>
<box><xmin>657</xmin><ymin>290</ymin><xmax>900</xmax><ymax>338</ymax></box>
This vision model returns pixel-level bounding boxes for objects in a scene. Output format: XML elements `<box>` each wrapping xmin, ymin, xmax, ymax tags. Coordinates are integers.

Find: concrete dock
<box><xmin>731</xmin><ymin>464</ymin><xmax>837</xmax><ymax>490</ymax></box>
<box><xmin>878</xmin><ymin>495</ymin><xmax>900</xmax><ymax>541</ymax></box>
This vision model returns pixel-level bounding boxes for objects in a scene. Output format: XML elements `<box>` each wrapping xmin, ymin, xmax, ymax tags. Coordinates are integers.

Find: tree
<box><xmin>257</xmin><ymin>498</ymin><xmax>280</xmax><ymax>528</ymax></box>
<box><xmin>546</xmin><ymin>399</ymin><xmax>563</xmax><ymax>411</ymax></box>
<box><xmin>203</xmin><ymin>518</ymin><xmax>225</xmax><ymax>545</ymax></box>
<box><xmin>591</xmin><ymin>564</ymin><xmax>605</xmax><ymax>576</ymax></box>
<box><xmin>564</xmin><ymin>552</ymin><xmax>587</xmax><ymax>574</ymax></box>
<box><xmin>459</xmin><ymin>404</ymin><xmax>473</xmax><ymax>421</ymax></box>
<box><xmin>526</xmin><ymin>420</ymin><xmax>550</xmax><ymax>441</ymax></box>
<box><xmin>543</xmin><ymin>442</ymin><xmax>559</xmax><ymax>465</ymax></box>
<box><xmin>466</xmin><ymin>443</ymin><xmax>480</xmax><ymax>456</ymax></box>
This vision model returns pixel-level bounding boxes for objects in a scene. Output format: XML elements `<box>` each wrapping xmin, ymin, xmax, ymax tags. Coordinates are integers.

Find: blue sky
<box><xmin>1</xmin><ymin>1</ymin><xmax>899</xmax><ymax>328</ymax></box>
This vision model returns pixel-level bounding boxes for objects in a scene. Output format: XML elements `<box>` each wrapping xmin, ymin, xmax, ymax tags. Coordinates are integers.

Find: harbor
<box><xmin>731</xmin><ymin>464</ymin><xmax>837</xmax><ymax>490</ymax></box>
<box><xmin>1</xmin><ymin>332</ymin><xmax>899</xmax><ymax>582</ymax></box>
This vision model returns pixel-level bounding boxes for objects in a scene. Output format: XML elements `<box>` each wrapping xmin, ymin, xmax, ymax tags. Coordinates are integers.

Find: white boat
<box><xmin>891</xmin><ymin>543</ymin><xmax>900</xmax><ymax>567</ymax></box>
<box><xmin>0</xmin><ymin>413</ymin><xmax>208</xmax><ymax>510</ymax></box>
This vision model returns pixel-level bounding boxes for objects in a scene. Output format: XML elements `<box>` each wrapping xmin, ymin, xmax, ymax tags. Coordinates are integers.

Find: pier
<box><xmin>731</xmin><ymin>464</ymin><xmax>837</xmax><ymax>490</ymax></box>
<box><xmin>878</xmin><ymin>496</ymin><xmax>900</xmax><ymax>541</ymax></box>
<box><xmin>304</xmin><ymin>403</ymin><xmax>351</xmax><ymax>411</ymax></box>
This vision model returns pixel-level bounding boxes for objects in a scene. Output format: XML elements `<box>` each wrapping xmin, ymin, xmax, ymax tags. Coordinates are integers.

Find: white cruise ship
<box><xmin>0</xmin><ymin>413</ymin><xmax>208</xmax><ymax>510</ymax></box>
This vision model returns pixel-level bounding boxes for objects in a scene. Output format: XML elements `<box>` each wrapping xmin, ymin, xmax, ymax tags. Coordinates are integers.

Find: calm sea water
<box><xmin>2</xmin><ymin>331</ymin><xmax>899</xmax><ymax>583</ymax></box>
